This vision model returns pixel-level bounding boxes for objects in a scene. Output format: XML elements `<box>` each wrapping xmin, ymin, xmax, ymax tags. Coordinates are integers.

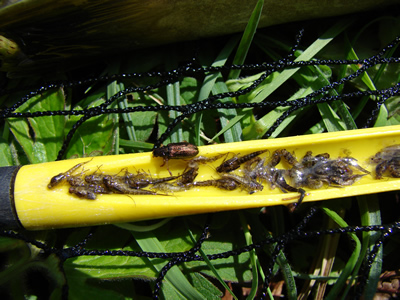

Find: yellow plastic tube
<box><xmin>12</xmin><ymin>125</ymin><xmax>400</xmax><ymax>230</ymax></box>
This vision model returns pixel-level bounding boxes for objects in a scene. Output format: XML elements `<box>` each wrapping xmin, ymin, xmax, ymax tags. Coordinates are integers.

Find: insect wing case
<box><xmin>13</xmin><ymin>125</ymin><xmax>400</xmax><ymax>230</ymax></box>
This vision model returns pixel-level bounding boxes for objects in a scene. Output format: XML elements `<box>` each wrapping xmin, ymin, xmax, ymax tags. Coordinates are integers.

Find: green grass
<box><xmin>0</xmin><ymin>4</ymin><xmax>400</xmax><ymax>299</ymax></box>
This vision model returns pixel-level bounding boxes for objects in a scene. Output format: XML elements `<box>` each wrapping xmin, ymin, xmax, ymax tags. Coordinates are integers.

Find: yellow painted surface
<box><xmin>14</xmin><ymin>125</ymin><xmax>400</xmax><ymax>230</ymax></box>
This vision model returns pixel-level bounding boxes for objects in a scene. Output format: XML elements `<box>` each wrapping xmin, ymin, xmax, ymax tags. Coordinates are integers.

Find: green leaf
<box><xmin>242</xmin><ymin>86</ymin><xmax>312</xmax><ymax>140</ymax></box>
<box><xmin>187</xmin><ymin>228</ymin><xmax>238</xmax><ymax>300</ymax></box>
<box><xmin>7</xmin><ymin>89</ymin><xmax>65</xmax><ymax>163</ymax></box>
<box><xmin>0</xmin><ymin>235</ymin><xmax>25</xmax><ymax>251</ymax></box>
<box><xmin>64</xmin><ymin>98</ymin><xmax>116</xmax><ymax>158</ymax></box>
<box><xmin>196</xmin><ymin>36</ymin><xmax>241</xmax><ymax>144</ymax></box>
<box><xmin>118</xmin><ymin>139</ymin><xmax>154</xmax><ymax>151</ymax></box>
<box><xmin>166</xmin><ymin>81</ymin><xmax>183</xmax><ymax>143</ymax></box>
<box><xmin>211</xmin><ymin>17</ymin><xmax>354</xmax><ymax>141</ymax></box>
<box><xmin>64</xmin><ymin>226</ymin><xmax>157</xmax><ymax>280</ymax></box>
<box><xmin>322</xmin><ymin>206</ymin><xmax>361</xmax><ymax>300</ymax></box>
<box><xmin>238</xmin><ymin>212</ymin><xmax>258</xmax><ymax>299</ymax></box>
<box><xmin>354</xmin><ymin>195</ymin><xmax>382</xmax><ymax>300</ymax></box>
<box><xmin>0</xmin><ymin>136</ymin><xmax>13</xmax><ymax>166</ymax></box>
<box><xmin>311</xmin><ymin>65</ymin><xmax>356</xmax><ymax>131</ymax></box>
<box><xmin>187</xmin><ymin>272</ymin><xmax>223</xmax><ymax>300</ymax></box>
<box><xmin>156</xmin><ymin>78</ymin><xmax>199</xmax><ymax>145</ymax></box>
<box><xmin>185</xmin><ymin>236</ymin><xmax>252</xmax><ymax>282</ymax></box>
<box><xmin>228</xmin><ymin>0</ymin><xmax>264</xmax><ymax>79</ymax></box>
<box><xmin>67</xmin><ymin>274</ymin><xmax>127</xmax><ymax>300</ymax></box>
<box><xmin>373</xmin><ymin>104</ymin><xmax>389</xmax><ymax>127</ymax></box>
<box><xmin>132</xmin><ymin>231</ymin><xmax>205</xmax><ymax>300</ymax></box>
<box><xmin>66</xmin><ymin>253</ymin><xmax>156</xmax><ymax>280</ymax></box>
<box><xmin>125</xmin><ymin>106</ymin><xmax>157</xmax><ymax>142</ymax></box>
<box><xmin>212</xmin><ymin>80</ymin><xmax>242</xmax><ymax>143</ymax></box>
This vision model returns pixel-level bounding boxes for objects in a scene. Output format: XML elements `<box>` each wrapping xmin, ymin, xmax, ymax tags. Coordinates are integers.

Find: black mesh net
<box><xmin>1</xmin><ymin>11</ymin><xmax>400</xmax><ymax>300</ymax></box>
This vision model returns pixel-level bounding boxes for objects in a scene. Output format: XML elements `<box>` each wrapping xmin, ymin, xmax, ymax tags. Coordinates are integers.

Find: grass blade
<box><xmin>322</xmin><ymin>206</ymin><xmax>361</xmax><ymax>300</ymax></box>
<box><xmin>228</xmin><ymin>0</ymin><xmax>264</xmax><ymax>79</ymax></box>
<box><xmin>354</xmin><ymin>195</ymin><xmax>382</xmax><ymax>300</ymax></box>
<box><xmin>186</xmin><ymin>225</ymin><xmax>238</xmax><ymax>300</ymax></box>
<box><xmin>133</xmin><ymin>231</ymin><xmax>205</xmax><ymax>299</ymax></box>
<box><xmin>211</xmin><ymin>17</ymin><xmax>354</xmax><ymax>142</ymax></box>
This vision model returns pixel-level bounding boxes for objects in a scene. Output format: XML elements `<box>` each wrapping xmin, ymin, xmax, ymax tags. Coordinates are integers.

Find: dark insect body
<box><xmin>216</xmin><ymin>150</ymin><xmax>268</xmax><ymax>173</ymax></box>
<box><xmin>69</xmin><ymin>185</ymin><xmax>110</xmax><ymax>200</ymax></box>
<box><xmin>244</xmin><ymin>151</ymin><xmax>306</xmax><ymax>205</ymax></box>
<box><xmin>278</xmin><ymin>151</ymin><xmax>369</xmax><ymax>197</ymax></box>
<box><xmin>270</xmin><ymin>149</ymin><xmax>299</xmax><ymax>167</ymax></box>
<box><xmin>153</xmin><ymin>142</ymin><xmax>199</xmax><ymax>161</ymax></box>
<box><xmin>371</xmin><ymin>145</ymin><xmax>400</xmax><ymax>179</ymax></box>
<box><xmin>122</xmin><ymin>170</ymin><xmax>179</xmax><ymax>189</ymax></box>
<box><xmin>190</xmin><ymin>178</ymin><xmax>239</xmax><ymax>191</ymax></box>
<box><xmin>67</xmin><ymin>176</ymin><xmax>87</xmax><ymax>187</ymax></box>
<box><xmin>85</xmin><ymin>173</ymin><xmax>105</xmax><ymax>185</ymax></box>
<box><xmin>178</xmin><ymin>167</ymin><xmax>199</xmax><ymax>184</ymax></box>
<box><xmin>103</xmin><ymin>175</ymin><xmax>157</xmax><ymax>195</ymax></box>
<box><xmin>153</xmin><ymin>142</ymin><xmax>199</xmax><ymax>175</ymax></box>
<box><xmin>178</xmin><ymin>154</ymin><xmax>227</xmax><ymax>184</ymax></box>
<box><xmin>69</xmin><ymin>186</ymin><xmax>97</xmax><ymax>200</ymax></box>
<box><xmin>48</xmin><ymin>159</ymin><xmax>92</xmax><ymax>189</ymax></box>
<box><xmin>187</xmin><ymin>154</ymin><xmax>226</xmax><ymax>168</ymax></box>
<box><xmin>221</xmin><ymin>173</ymin><xmax>263</xmax><ymax>194</ymax></box>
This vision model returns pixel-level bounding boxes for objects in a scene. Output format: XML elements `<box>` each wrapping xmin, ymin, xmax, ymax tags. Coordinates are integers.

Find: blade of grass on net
<box><xmin>105</xmin><ymin>62</ymin><xmax>123</xmax><ymax>156</ymax></box>
<box><xmin>185</xmin><ymin>225</ymin><xmax>238</xmax><ymax>300</ymax></box>
<box><xmin>195</xmin><ymin>35</ymin><xmax>239</xmax><ymax>145</ymax></box>
<box><xmin>238</xmin><ymin>211</ymin><xmax>259</xmax><ymax>300</ymax></box>
<box><xmin>132</xmin><ymin>231</ymin><xmax>205</xmax><ymax>300</ymax></box>
<box><xmin>166</xmin><ymin>81</ymin><xmax>183</xmax><ymax>143</ymax></box>
<box><xmin>207</xmin><ymin>0</ymin><xmax>263</xmax><ymax>142</ymax></box>
<box><xmin>228</xmin><ymin>0</ymin><xmax>264</xmax><ymax>80</ymax></box>
<box><xmin>210</xmin><ymin>17</ymin><xmax>355</xmax><ymax>142</ymax></box>
<box><xmin>322</xmin><ymin>206</ymin><xmax>361</xmax><ymax>300</ymax></box>
<box><xmin>349</xmin><ymin>195</ymin><xmax>382</xmax><ymax>300</ymax></box>
<box><xmin>312</xmin><ymin>65</ymin><xmax>357</xmax><ymax>131</ymax></box>
<box><xmin>343</xmin><ymin>31</ymin><xmax>399</xmax><ymax>128</ymax></box>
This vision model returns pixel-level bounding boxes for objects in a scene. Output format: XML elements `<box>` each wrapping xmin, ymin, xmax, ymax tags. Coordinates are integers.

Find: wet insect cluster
<box><xmin>47</xmin><ymin>159</ymin><xmax>171</xmax><ymax>199</ymax></box>
<box><xmin>370</xmin><ymin>145</ymin><xmax>400</xmax><ymax>179</ymax></box>
<box><xmin>47</xmin><ymin>143</ymin><xmax>400</xmax><ymax>204</ymax></box>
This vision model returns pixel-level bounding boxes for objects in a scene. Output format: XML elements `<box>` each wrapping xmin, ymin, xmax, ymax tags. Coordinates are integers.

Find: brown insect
<box><xmin>243</xmin><ymin>151</ymin><xmax>305</xmax><ymax>207</ymax></box>
<box><xmin>371</xmin><ymin>145</ymin><xmax>400</xmax><ymax>179</ymax></box>
<box><xmin>187</xmin><ymin>154</ymin><xmax>226</xmax><ymax>168</ymax></box>
<box><xmin>67</xmin><ymin>175</ymin><xmax>87</xmax><ymax>187</ymax></box>
<box><xmin>69</xmin><ymin>186</ymin><xmax>97</xmax><ymax>200</ymax></box>
<box><xmin>48</xmin><ymin>159</ymin><xmax>93</xmax><ymax>189</ymax></box>
<box><xmin>269</xmin><ymin>149</ymin><xmax>299</xmax><ymax>167</ymax></box>
<box><xmin>103</xmin><ymin>175</ymin><xmax>157</xmax><ymax>195</ymax></box>
<box><xmin>150</xmin><ymin>182</ymin><xmax>191</xmax><ymax>194</ymax></box>
<box><xmin>153</xmin><ymin>142</ymin><xmax>199</xmax><ymax>175</ymax></box>
<box><xmin>178</xmin><ymin>167</ymin><xmax>199</xmax><ymax>185</ymax></box>
<box><xmin>216</xmin><ymin>150</ymin><xmax>268</xmax><ymax>173</ymax></box>
<box><xmin>221</xmin><ymin>173</ymin><xmax>264</xmax><ymax>194</ymax></box>
<box><xmin>69</xmin><ymin>185</ymin><xmax>110</xmax><ymax>200</ymax></box>
<box><xmin>125</xmin><ymin>171</ymin><xmax>179</xmax><ymax>189</ymax></box>
<box><xmin>85</xmin><ymin>173</ymin><xmax>105</xmax><ymax>185</ymax></box>
<box><xmin>189</xmin><ymin>178</ymin><xmax>239</xmax><ymax>191</ymax></box>
<box><xmin>288</xmin><ymin>151</ymin><xmax>370</xmax><ymax>189</ymax></box>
